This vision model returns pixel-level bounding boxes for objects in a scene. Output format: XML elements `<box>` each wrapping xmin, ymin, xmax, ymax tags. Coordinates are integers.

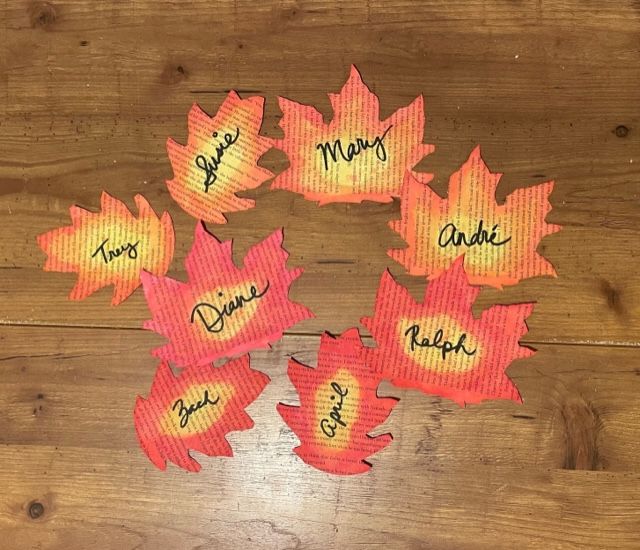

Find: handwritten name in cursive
<box><xmin>91</xmin><ymin>238</ymin><xmax>140</xmax><ymax>264</ymax></box>
<box><xmin>320</xmin><ymin>382</ymin><xmax>349</xmax><ymax>438</ymax></box>
<box><xmin>404</xmin><ymin>325</ymin><xmax>477</xmax><ymax>360</ymax></box>
<box><xmin>194</xmin><ymin>127</ymin><xmax>241</xmax><ymax>193</ymax></box>
<box><xmin>438</xmin><ymin>220</ymin><xmax>511</xmax><ymax>249</ymax></box>
<box><xmin>172</xmin><ymin>389</ymin><xmax>220</xmax><ymax>429</ymax></box>
<box><xmin>190</xmin><ymin>281</ymin><xmax>270</xmax><ymax>334</ymax></box>
<box><xmin>316</xmin><ymin>125</ymin><xmax>393</xmax><ymax>171</ymax></box>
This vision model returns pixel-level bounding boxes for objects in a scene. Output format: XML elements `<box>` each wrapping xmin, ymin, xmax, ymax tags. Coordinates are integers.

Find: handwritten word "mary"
<box><xmin>320</xmin><ymin>382</ymin><xmax>349</xmax><ymax>438</ymax></box>
<box><xmin>316</xmin><ymin>125</ymin><xmax>393</xmax><ymax>171</ymax></box>
<box><xmin>194</xmin><ymin>127</ymin><xmax>241</xmax><ymax>193</ymax></box>
<box><xmin>172</xmin><ymin>389</ymin><xmax>220</xmax><ymax>429</ymax></box>
<box><xmin>190</xmin><ymin>281</ymin><xmax>270</xmax><ymax>334</ymax></box>
<box><xmin>438</xmin><ymin>220</ymin><xmax>511</xmax><ymax>248</ymax></box>
<box><xmin>405</xmin><ymin>325</ymin><xmax>477</xmax><ymax>360</ymax></box>
<box><xmin>91</xmin><ymin>238</ymin><xmax>140</xmax><ymax>264</ymax></box>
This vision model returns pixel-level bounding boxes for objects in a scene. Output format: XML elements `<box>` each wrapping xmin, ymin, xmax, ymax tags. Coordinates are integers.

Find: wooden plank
<box><xmin>1</xmin><ymin>325</ymin><xmax>639</xmax><ymax>548</ymax></box>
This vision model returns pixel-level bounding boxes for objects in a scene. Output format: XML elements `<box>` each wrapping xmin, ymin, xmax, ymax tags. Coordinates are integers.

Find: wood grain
<box><xmin>1</xmin><ymin>0</ymin><xmax>639</xmax><ymax>548</ymax></box>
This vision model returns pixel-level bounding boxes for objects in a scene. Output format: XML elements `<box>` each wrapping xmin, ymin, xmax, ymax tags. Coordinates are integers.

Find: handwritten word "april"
<box><xmin>438</xmin><ymin>220</ymin><xmax>511</xmax><ymax>249</ymax></box>
<box><xmin>190</xmin><ymin>281</ymin><xmax>270</xmax><ymax>334</ymax></box>
<box><xmin>91</xmin><ymin>238</ymin><xmax>140</xmax><ymax>264</ymax></box>
<box><xmin>172</xmin><ymin>389</ymin><xmax>220</xmax><ymax>429</ymax></box>
<box><xmin>320</xmin><ymin>382</ymin><xmax>349</xmax><ymax>438</ymax></box>
<box><xmin>316</xmin><ymin>125</ymin><xmax>393</xmax><ymax>171</ymax></box>
<box><xmin>405</xmin><ymin>325</ymin><xmax>477</xmax><ymax>360</ymax></box>
<box><xmin>194</xmin><ymin>127</ymin><xmax>241</xmax><ymax>193</ymax></box>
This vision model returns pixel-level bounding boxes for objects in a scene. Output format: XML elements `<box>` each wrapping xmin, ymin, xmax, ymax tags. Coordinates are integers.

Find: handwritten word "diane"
<box><xmin>190</xmin><ymin>281</ymin><xmax>270</xmax><ymax>334</ymax></box>
<box><xmin>438</xmin><ymin>220</ymin><xmax>511</xmax><ymax>249</ymax></box>
<box><xmin>194</xmin><ymin>127</ymin><xmax>241</xmax><ymax>193</ymax></box>
<box><xmin>91</xmin><ymin>238</ymin><xmax>140</xmax><ymax>264</ymax></box>
<box><xmin>405</xmin><ymin>325</ymin><xmax>477</xmax><ymax>360</ymax></box>
<box><xmin>172</xmin><ymin>389</ymin><xmax>220</xmax><ymax>429</ymax></box>
<box><xmin>316</xmin><ymin>125</ymin><xmax>393</xmax><ymax>171</ymax></box>
<box><xmin>320</xmin><ymin>382</ymin><xmax>349</xmax><ymax>438</ymax></box>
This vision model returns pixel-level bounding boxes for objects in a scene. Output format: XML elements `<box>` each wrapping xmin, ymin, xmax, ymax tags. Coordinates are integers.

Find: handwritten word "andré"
<box><xmin>172</xmin><ymin>389</ymin><xmax>220</xmax><ymax>429</ymax></box>
<box><xmin>316</xmin><ymin>125</ymin><xmax>393</xmax><ymax>171</ymax></box>
<box><xmin>320</xmin><ymin>382</ymin><xmax>349</xmax><ymax>438</ymax></box>
<box><xmin>405</xmin><ymin>325</ymin><xmax>477</xmax><ymax>360</ymax></box>
<box><xmin>91</xmin><ymin>238</ymin><xmax>140</xmax><ymax>264</ymax></box>
<box><xmin>438</xmin><ymin>220</ymin><xmax>511</xmax><ymax>249</ymax></box>
<box><xmin>190</xmin><ymin>281</ymin><xmax>270</xmax><ymax>334</ymax></box>
<box><xmin>194</xmin><ymin>127</ymin><xmax>241</xmax><ymax>193</ymax></box>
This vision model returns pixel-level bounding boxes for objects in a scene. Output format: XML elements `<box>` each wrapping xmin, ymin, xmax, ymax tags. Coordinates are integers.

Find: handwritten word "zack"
<box><xmin>172</xmin><ymin>389</ymin><xmax>220</xmax><ymax>429</ymax></box>
<box><xmin>438</xmin><ymin>220</ymin><xmax>511</xmax><ymax>249</ymax></box>
<box><xmin>190</xmin><ymin>281</ymin><xmax>270</xmax><ymax>334</ymax></box>
<box><xmin>194</xmin><ymin>127</ymin><xmax>241</xmax><ymax>193</ymax></box>
<box><xmin>405</xmin><ymin>325</ymin><xmax>477</xmax><ymax>360</ymax></box>
<box><xmin>91</xmin><ymin>238</ymin><xmax>140</xmax><ymax>264</ymax></box>
<box><xmin>316</xmin><ymin>125</ymin><xmax>393</xmax><ymax>171</ymax></box>
<box><xmin>320</xmin><ymin>382</ymin><xmax>349</xmax><ymax>438</ymax></box>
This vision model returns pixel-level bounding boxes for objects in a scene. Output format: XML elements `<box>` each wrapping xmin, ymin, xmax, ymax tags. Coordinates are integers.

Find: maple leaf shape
<box><xmin>389</xmin><ymin>146</ymin><xmax>562</xmax><ymax>288</ymax></box>
<box><xmin>141</xmin><ymin>222</ymin><xmax>313</xmax><ymax>367</ymax></box>
<box><xmin>277</xmin><ymin>328</ymin><xmax>397</xmax><ymax>475</ymax></box>
<box><xmin>134</xmin><ymin>355</ymin><xmax>269</xmax><ymax>472</ymax></box>
<box><xmin>271</xmin><ymin>65</ymin><xmax>434</xmax><ymax>205</ymax></box>
<box><xmin>361</xmin><ymin>258</ymin><xmax>535</xmax><ymax>406</ymax></box>
<box><xmin>166</xmin><ymin>91</ymin><xmax>273</xmax><ymax>224</ymax></box>
<box><xmin>36</xmin><ymin>192</ymin><xmax>174</xmax><ymax>305</ymax></box>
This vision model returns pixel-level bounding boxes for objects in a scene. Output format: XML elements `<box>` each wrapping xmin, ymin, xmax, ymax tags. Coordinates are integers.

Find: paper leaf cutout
<box><xmin>271</xmin><ymin>65</ymin><xmax>434</xmax><ymax>205</ymax></box>
<box><xmin>141</xmin><ymin>222</ymin><xmax>313</xmax><ymax>367</ymax></box>
<box><xmin>361</xmin><ymin>258</ymin><xmax>535</xmax><ymax>406</ymax></box>
<box><xmin>36</xmin><ymin>192</ymin><xmax>174</xmax><ymax>305</ymax></box>
<box><xmin>389</xmin><ymin>146</ymin><xmax>562</xmax><ymax>288</ymax></box>
<box><xmin>134</xmin><ymin>356</ymin><xmax>269</xmax><ymax>472</ymax></box>
<box><xmin>166</xmin><ymin>92</ymin><xmax>273</xmax><ymax>224</ymax></box>
<box><xmin>277</xmin><ymin>328</ymin><xmax>397</xmax><ymax>475</ymax></box>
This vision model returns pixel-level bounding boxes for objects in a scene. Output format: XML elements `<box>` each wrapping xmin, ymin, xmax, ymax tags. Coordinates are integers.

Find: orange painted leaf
<box><xmin>389</xmin><ymin>146</ymin><xmax>562</xmax><ymax>288</ymax></box>
<box><xmin>277</xmin><ymin>328</ymin><xmax>397</xmax><ymax>475</ymax></box>
<box><xmin>166</xmin><ymin>92</ymin><xmax>273</xmax><ymax>224</ymax></box>
<box><xmin>134</xmin><ymin>356</ymin><xmax>269</xmax><ymax>472</ymax></box>
<box><xmin>37</xmin><ymin>192</ymin><xmax>174</xmax><ymax>305</ymax></box>
<box><xmin>361</xmin><ymin>258</ymin><xmax>535</xmax><ymax>406</ymax></box>
<box><xmin>271</xmin><ymin>65</ymin><xmax>434</xmax><ymax>205</ymax></box>
<box><xmin>141</xmin><ymin>222</ymin><xmax>313</xmax><ymax>368</ymax></box>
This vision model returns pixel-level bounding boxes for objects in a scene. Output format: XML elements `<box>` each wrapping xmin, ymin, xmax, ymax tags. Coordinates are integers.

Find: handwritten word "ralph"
<box><xmin>405</xmin><ymin>325</ymin><xmax>477</xmax><ymax>360</ymax></box>
<box><xmin>320</xmin><ymin>382</ymin><xmax>349</xmax><ymax>438</ymax></box>
<box><xmin>190</xmin><ymin>281</ymin><xmax>270</xmax><ymax>334</ymax></box>
<box><xmin>438</xmin><ymin>220</ymin><xmax>511</xmax><ymax>249</ymax></box>
<box><xmin>316</xmin><ymin>125</ymin><xmax>393</xmax><ymax>171</ymax></box>
<box><xmin>194</xmin><ymin>127</ymin><xmax>241</xmax><ymax>193</ymax></box>
<box><xmin>91</xmin><ymin>238</ymin><xmax>140</xmax><ymax>264</ymax></box>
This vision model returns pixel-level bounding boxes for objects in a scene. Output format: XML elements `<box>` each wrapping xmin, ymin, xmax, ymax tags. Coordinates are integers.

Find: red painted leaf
<box><xmin>134</xmin><ymin>355</ymin><xmax>269</xmax><ymax>472</ymax></box>
<box><xmin>361</xmin><ymin>258</ymin><xmax>535</xmax><ymax>406</ymax></box>
<box><xmin>278</xmin><ymin>328</ymin><xmax>397</xmax><ymax>475</ymax></box>
<box><xmin>141</xmin><ymin>222</ymin><xmax>313</xmax><ymax>367</ymax></box>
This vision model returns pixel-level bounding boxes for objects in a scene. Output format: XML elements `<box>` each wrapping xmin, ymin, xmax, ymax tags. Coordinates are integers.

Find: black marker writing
<box><xmin>405</xmin><ymin>325</ymin><xmax>477</xmax><ymax>360</ymax></box>
<box><xmin>320</xmin><ymin>382</ymin><xmax>349</xmax><ymax>438</ymax></box>
<box><xmin>316</xmin><ymin>125</ymin><xmax>393</xmax><ymax>171</ymax></box>
<box><xmin>91</xmin><ymin>238</ymin><xmax>140</xmax><ymax>264</ymax></box>
<box><xmin>438</xmin><ymin>220</ymin><xmax>511</xmax><ymax>248</ymax></box>
<box><xmin>194</xmin><ymin>127</ymin><xmax>241</xmax><ymax>193</ymax></box>
<box><xmin>172</xmin><ymin>389</ymin><xmax>220</xmax><ymax>429</ymax></box>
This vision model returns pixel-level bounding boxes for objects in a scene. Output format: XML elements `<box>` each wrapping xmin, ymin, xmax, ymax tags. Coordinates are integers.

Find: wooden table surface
<box><xmin>1</xmin><ymin>1</ymin><xmax>639</xmax><ymax>548</ymax></box>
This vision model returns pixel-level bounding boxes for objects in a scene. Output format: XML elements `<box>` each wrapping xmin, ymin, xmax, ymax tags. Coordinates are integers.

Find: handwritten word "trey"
<box><xmin>190</xmin><ymin>281</ymin><xmax>270</xmax><ymax>334</ymax></box>
<box><xmin>316</xmin><ymin>125</ymin><xmax>393</xmax><ymax>171</ymax></box>
<box><xmin>438</xmin><ymin>220</ymin><xmax>511</xmax><ymax>249</ymax></box>
<box><xmin>320</xmin><ymin>382</ymin><xmax>349</xmax><ymax>438</ymax></box>
<box><xmin>405</xmin><ymin>325</ymin><xmax>477</xmax><ymax>360</ymax></box>
<box><xmin>194</xmin><ymin>127</ymin><xmax>241</xmax><ymax>193</ymax></box>
<box><xmin>91</xmin><ymin>238</ymin><xmax>140</xmax><ymax>264</ymax></box>
<box><xmin>172</xmin><ymin>389</ymin><xmax>220</xmax><ymax>429</ymax></box>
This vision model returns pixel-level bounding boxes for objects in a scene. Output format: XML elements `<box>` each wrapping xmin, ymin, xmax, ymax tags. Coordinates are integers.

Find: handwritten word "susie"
<box><xmin>316</xmin><ymin>125</ymin><xmax>393</xmax><ymax>171</ymax></box>
<box><xmin>438</xmin><ymin>220</ymin><xmax>511</xmax><ymax>249</ymax></box>
<box><xmin>172</xmin><ymin>389</ymin><xmax>220</xmax><ymax>429</ymax></box>
<box><xmin>320</xmin><ymin>382</ymin><xmax>349</xmax><ymax>438</ymax></box>
<box><xmin>194</xmin><ymin>127</ymin><xmax>241</xmax><ymax>193</ymax></box>
<box><xmin>405</xmin><ymin>325</ymin><xmax>477</xmax><ymax>360</ymax></box>
<box><xmin>91</xmin><ymin>238</ymin><xmax>140</xmax><ymax>264</ymax></box>
<box><xmin>190</xmin><ymin>281</ymin><xmax>270</xmax><ymax>334</ymax></box>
